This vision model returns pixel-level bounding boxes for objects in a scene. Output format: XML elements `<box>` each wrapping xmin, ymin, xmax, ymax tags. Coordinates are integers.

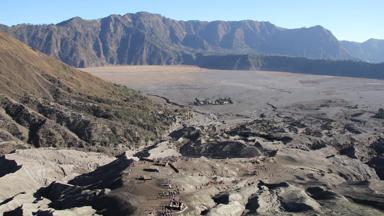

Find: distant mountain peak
<box><xmin>365</xmin><ymin>38</ymin><xmax>384</xmax><ymax>44</ymax></box>
<box><xmin>309</xmin><ymin>25</ymin><xmax>325</xmax><ymax>29</ymax></box>
<box><xmin>57</xmin><ymin>16</ymin><xmax>86</xmax><ymax>26</ymax></box>
<box><xmin>134</xmin><ymin>11</ymin><xmax>163</xmax><ymax>17</ymax></box>
<box><xmin>341</xmin><ymin>38</ymin><xmax>384</xmax><ymax>63</ymax></box>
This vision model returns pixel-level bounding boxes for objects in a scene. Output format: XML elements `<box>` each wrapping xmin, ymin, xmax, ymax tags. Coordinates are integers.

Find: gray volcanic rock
<box><xmin>5</xmin><ymin>12</ymin><xmax>353</xmax><ymax>67</ymax></box>
<box><xmin>180</xmin><ymin>140</ymin><xmax>270</xmax><ymax>159</ymax></box>
<box><xmin>3</xmin><ymin>101</ymin><xmax>384</xmax><ymax>215</ymax></box>
<box><xmin>336</xmin><ymin>181</ymin><xmax>384</xmax><ymax>210</ymax></box>
<box><xmin>174</xmin><ymin>125</ymin><xmax>277</xmax><ymax>159</ymax></box>
<box><xmin>279</xmin><ymin>185</ymin><xmax>320</xmax><ymax>212</ymax></box>
<box><xmin>341</xmin><ymin>39</ymin><xmax>384</xmax><ymax>63</ymax></box>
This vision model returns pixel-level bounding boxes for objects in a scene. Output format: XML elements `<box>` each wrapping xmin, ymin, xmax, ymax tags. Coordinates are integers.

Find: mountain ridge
<box><xmin>341</xmin><ymin>39</ymin><xmax>384</xmax><ymax>63</ymax></box>
<box><xmin>0</xmin><ymin>12</ymin><xmax>358</xmax><ymax>67</ymax></box>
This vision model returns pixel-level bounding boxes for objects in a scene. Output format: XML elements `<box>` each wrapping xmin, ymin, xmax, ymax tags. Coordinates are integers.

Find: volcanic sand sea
<box><xmin>83</xmin><ymin>65</ymin><xmax>384</xmax><ymax>121</ymax></box>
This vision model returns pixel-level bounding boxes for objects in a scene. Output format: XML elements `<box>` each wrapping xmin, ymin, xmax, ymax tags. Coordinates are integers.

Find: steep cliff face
<box><xmin>5</xmin><ymin>12</ymin><xmax>352</xmax><ymax>67</ymax></box>
<box><xmin>260</xmin><ymin>26</ymin><xmax>350</xmax><ymax>60</ymax></box>
<box><xmin>6</xmin><ymin>14</ymin><xmax>187</xmax><ymax>67</ymax></box>
<box><xmin>0</xmin><ymin>32</ymin><xmax>178</xmax><ymax>153</ymax></box>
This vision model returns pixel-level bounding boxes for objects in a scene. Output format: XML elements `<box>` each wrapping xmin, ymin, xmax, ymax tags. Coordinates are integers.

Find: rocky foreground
<box><xmin>0</xmin><ymin>29</ymin><xmax>383</xmax><ymax>216</ymax></box>
<box><xmin>1</xmin><ymin>98</ymin><xmax>384</xmax><ymax>215</ymax></box>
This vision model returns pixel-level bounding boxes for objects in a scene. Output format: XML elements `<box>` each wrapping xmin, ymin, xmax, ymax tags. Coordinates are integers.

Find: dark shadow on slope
<box><xmin>0</xmin><ymin>155</ymin><xmax>21</xmax><ymax>177</ymax></box>
<box><xmin>258</xmin><ymin>181</ymin><xmax>289</xmax><ymax>190</ymax></box>
<box><xmin>35</xmin><ymin>182</ymin><xmax>137</xmax><ymax>215</ymax></box>
<box><xmin>281</xmin><ymin>202</ymin><xmax>314</xmax><ymax>213</ymax></box>
<box><xmin>0</xmin><ymin>192</ymin><xmax>26</xmax><ymax>206</ymax></box>
<box><xmin>68</xmin><ymin>157</ymin><xmax>132</xmax><ymax>190</ymax></box>
<box><xmin>34</xmin><ymin>157</ymin><xmax>136</xmax><ymax>215</ymax></box>
<box><xmin>212</xmin><ymin>192</ymin><xmax>230</xmax><ymax>205</ymax></box>
<box><xmin>32</xmin><ymin>210</ymin><xmax>54</xmax><ymax>216</ymax></box>
<box><xmin>3</xmin><ymin>206</ymin><xmax>23</xmax><ymax>216</ymax></box>
<box><xmin>337</xmin><ymin>181</ymin><xmax>384</xmax><ymax>211</ymax></box>
<box><xmin>367</xmin><ymin>157</ymin><xmax>384</xmax><ymax>180</ymax></box>
<box><xmin>245</xmin><ymin>195</ymin><xmax>259</xmax><ymax>213</ymax></box>
<box><xmin>306</xmin><ymin>187</ymin><xmax>337</xmax><ymax>200</ymax></box>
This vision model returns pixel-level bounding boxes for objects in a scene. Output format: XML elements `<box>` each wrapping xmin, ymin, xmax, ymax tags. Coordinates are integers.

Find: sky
<box><xmin>1</xmin><ymin>0</ymin><xmax>383</xmax><ymax>42</ymax></box>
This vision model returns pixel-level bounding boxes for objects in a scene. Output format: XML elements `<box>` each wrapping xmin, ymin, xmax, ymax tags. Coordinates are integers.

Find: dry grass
<box><xmin>0</xmin><ymin>32</ymin><xmax>118</xmax><ymax>100</ymax></box>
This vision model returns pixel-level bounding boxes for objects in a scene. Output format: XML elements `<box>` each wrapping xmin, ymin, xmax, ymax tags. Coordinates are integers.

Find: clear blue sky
<box><xmin>1</xmin><ymin>0</ymin><xmax>383</xmax><ymax>42</ymax></box>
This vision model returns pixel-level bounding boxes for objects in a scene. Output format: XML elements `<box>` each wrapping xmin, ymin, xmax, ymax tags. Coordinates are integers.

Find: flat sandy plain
<box><xmin>83</xmin><ymin>65</ymin><xmax>384</xmax><ymax>120</ymax></box>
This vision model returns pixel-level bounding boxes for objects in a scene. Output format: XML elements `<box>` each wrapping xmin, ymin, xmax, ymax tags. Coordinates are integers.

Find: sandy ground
<box><xmin>83</xmin><ymin>66</ymin><xmax>384</xmax><ymax>120</ymax></box>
